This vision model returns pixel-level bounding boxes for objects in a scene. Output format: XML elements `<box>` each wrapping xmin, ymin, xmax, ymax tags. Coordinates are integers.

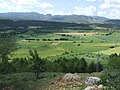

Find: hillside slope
<box><xmin>0</xmin><ymin>12</ymin><xmax>108</xmax><ymax>23</ymax></box>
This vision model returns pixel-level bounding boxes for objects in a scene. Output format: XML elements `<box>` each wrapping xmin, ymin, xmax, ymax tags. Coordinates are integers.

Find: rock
<box><xmin>84</xmin><ymin>85</ymin><xmax>98</xmax><ymax>90</ymax></box>
<box><xmin>84</xmin><ymin>85</ymin><xmax>104</xmax><ymax>90</ymax></box>
<box><xmin>62</xmin><ymin>73</ymin><xmax>81</xmax><ymax>82</ymax></box>
<box><xmin>49</xmin><ymin>73</ymin><xmax>82</xmax><ymax>89</ymax></box>
<box><xmin>85</xmin><ymin>77</ymin><xmax>101</xmax><ymax>86</ymax></box>
<box><xmin>98</xmin><ymin>85</ymin><xmax>104</xmax><ymax>90</ymax></box>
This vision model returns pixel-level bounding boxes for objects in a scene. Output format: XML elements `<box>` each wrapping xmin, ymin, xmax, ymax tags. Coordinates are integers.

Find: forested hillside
<box><xmin>0</xmin><ymin>12</ymin><xmax>108</xmax><ymax>23</ymax></box>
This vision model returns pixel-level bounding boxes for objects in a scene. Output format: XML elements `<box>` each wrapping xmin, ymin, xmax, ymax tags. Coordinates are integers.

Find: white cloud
<box><xmin>86</xmin><ymin>0</ymin><xmax>96</xmax><ymax>2</ymax></box>
<box><xmin>109</xmin><ymin>9</ymin><xmax>120</xmax><ymax>19</ymax></box>
<box><xmin>0</xmin><ymin>0</ymin><xmax>54</xmax><ymax>12</ymax></box>
<box><xmin>40</xmin><ymin>2</ymin><xmax>53</xmax><ymax>9</ymax></box>
<box><xmin>98</xmin><ymin>8</ymin><xmax>120</xmax><ymax>19</ymax></box>
<box><xmin>100</xmin><ymin>2</ymin><xmax>120</xmax><ymax>9</ymax></box>
<box><xmin>97</xmin><ymin>11</ymin><xmax>107</xmax><ymax>16</ymax></box>
<box><xmin>10</xmin><ymin>0</ymin><xmax>53</xmax><ymax>9</ymax></box>
<box><xmin>104</xmin><ymin>0</ymin><xmax>120</xmax><ymax>4</ymax></box>
<box><xmin>46</xmin><ymin>9</ymin><xmax>72</xmax><ymax>15</ymax></box>
<box><xmin>98</xmin><ymin>0</ymin><xmax>120</xmax><ymax>19</ymax></box>
<box><xmin>74</xmin><ymin>6</ymin><xmax>97</xmax><ymax>16</ymax></box>
<box><xmin>100</xmin><ymin>0</ymin><xmax>120</xmax><ymax>9</ymax></box>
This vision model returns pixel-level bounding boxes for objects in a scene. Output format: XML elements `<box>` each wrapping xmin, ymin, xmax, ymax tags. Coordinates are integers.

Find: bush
<box><xmin>104</xmin><ymin>53</ymin><xmax>120</xmax><ymax>89</ymax></box>
<box><xmin>53</xmin><ymin>57</ymin><xmax>87</xmax><ymax>73</ymax></box>
<box><xmin>86</xmin><ymin>61</ymin><xmax>103</xmax><ymax>73</ymax></box>
<box><xmin>87</xmin><ymin>61</ymin><xmax>95</xmax><ymax>73</ymax></box>
<box><xmin>29</xmin><ymin>49</ymin><xmax>46</xmax><ymax>78</ymax></box>
<box><xmin>11</xmin><ymin>58</ymin><xmax>29</xmax><ymax>73</ymax></box>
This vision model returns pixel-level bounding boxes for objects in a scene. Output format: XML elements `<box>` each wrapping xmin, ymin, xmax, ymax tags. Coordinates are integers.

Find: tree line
<box><xmin>0</xmin><ymin>33</ymin><xmax>103</xmax><ymax>79</ymax></box>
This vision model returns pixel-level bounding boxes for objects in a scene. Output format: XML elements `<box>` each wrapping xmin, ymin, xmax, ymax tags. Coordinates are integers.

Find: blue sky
<box><xmin>0</xmin><ymin>0</ymin><xmax>120</xmax><ymax>19</ymax></box>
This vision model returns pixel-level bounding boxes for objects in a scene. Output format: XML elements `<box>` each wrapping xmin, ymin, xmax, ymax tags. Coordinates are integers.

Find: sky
<box><xmin>0</xmin><ymin>0</ymin><xmax>120</xmax><ymax>19</ymax></box>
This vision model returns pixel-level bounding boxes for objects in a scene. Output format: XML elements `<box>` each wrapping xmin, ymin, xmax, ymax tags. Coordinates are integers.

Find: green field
<box><xmin>11</xmin><ymin>30</ymin><xmax>120</xmax><ymax>66</ymax></box>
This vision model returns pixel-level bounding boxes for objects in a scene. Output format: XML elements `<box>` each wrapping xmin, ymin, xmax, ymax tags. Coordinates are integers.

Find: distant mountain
<box><xmin>0</xmin><ymin>12</ymin><xmax>109</xmax><ymax>23</ymax></box>
<box><xmin>104</xmin><ymin>19</ymin><xmax>120</xmax><ymax>25</ymax></box>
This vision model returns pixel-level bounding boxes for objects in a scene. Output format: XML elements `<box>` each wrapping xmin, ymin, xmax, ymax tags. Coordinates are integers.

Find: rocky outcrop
<box><xmin>84</xmin><ymin>77</ymin><xmax>105</xmax><ymax>90</ymax></box>
<box><xmin>85</xmin><ymin>77</ymin><xmax>101</xmax><ymax>86</ymax></box>
<box><xmin>49</xmin><ymin>73</ymin><xmax>82</xmax><ymax>90</ymax></box>
<box><xmin>84</xmin><ymin>85</ymin><xmax>104</xmax><ymax>90</ymax></box>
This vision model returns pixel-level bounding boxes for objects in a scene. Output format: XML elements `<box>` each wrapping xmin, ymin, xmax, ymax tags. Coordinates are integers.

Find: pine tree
<box><xmin>87</xmin><ymin>61</ymin><xmax>95</xmax><ymax>73</ymax></box>
<box><xmin>0</xmin><ymin>33</ymin><xmax>16</xmax><ymax>73</ymax></box>
<box><xmin>94</xmin><ymin>61</ymin><xmax>103</xmax><ymax>72</ymax></box>
<box><xmin>29</xmin><ymin>49</ymin><xmax>45</xmax><ymax>78</ymax></box>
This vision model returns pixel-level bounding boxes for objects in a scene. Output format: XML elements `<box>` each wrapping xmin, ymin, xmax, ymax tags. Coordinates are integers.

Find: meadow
<box><xmin>12</xmin><ymin>30</ymin><xmax>120</xmax><ymax>66</ymax></box>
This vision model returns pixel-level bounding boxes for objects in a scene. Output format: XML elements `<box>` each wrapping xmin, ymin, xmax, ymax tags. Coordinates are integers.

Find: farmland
<box><xmin>10</xmin><ymin>30</ymin><xmax>119</xmax><ymax>66</ymax></box>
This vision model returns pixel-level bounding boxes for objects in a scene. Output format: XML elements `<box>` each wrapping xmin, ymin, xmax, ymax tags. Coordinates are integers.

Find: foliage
<box><xmin>11</xmin><ymin>58</ymin><xmax>29</xmax><ymax>72</ymax></box>
<box><xmin>87</xmin><ymin>61</ymin><xmax>103</xmax><ymax>73</ymax></box>
<box><xmin>108</xmin><ymin>53</ymin><xmax>120</xmax><ymax>69</ymax></box>
<box><xmin>104</xmin><ymin>53</ymin><xmax>120</xmax><ymax>90</ymax></box>
<box><xmin>0</xmin><ymin>73</ymin><xmax>37</xmax><ymax>90</ymax></box>
<box><xmin>94</xmin><ymin>61</ymin><xmax>103</xmax><ymax>72</ymax></box>
<box><xmin>53</xmin><ymin>57</ymin><xmax>87</xmax><ymax>73</ymax></box>
<box><xmin>29</xmin><ymin>49</ymin><xmax>45</xmax><ymax>78</ymax></box>
<box><xmin>0</xmin><ymin>33</ymin><xmax>16</xmax><ymax>73</ymax></box>
<box><xmin>87</xmin><ymin>61</ymin><xmax>95</xmax><ymax>73</ymax></box>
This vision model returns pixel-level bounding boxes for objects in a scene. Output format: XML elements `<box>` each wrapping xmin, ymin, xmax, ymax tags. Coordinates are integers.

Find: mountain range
<box><xmin>0</xmin><ymin>12</ymin><xmax>109</xmax><ymax>24</ymax></box>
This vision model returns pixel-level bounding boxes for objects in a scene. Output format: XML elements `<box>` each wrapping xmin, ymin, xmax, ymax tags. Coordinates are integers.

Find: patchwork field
<box><xmin>11</xmin><ymin>31</ymin><xmax>120</xmax><ymax>66</ymax></box>
<box><xmin>99</xmin><ymin>46</ymin><xmax>120</xmax><ymax>55</ymax></box>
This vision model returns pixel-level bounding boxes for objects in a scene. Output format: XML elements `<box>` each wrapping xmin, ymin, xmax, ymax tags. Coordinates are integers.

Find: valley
<box><xmin>0</xmin><ymin>18</ymin><xmax>120</xmax><ymax>90</ymax></box>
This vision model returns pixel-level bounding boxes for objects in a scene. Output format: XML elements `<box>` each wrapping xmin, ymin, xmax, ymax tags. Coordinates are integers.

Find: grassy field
<box><xmin>12</xmin><ymin>30</ymin><xmax>120</xmax><ymax>66</ymax></box>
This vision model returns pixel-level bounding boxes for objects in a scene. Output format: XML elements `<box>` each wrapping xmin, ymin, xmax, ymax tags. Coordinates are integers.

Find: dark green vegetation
<box><xmin>99</xmin><ymin>54</ymin><xmax>120</xmax><ymax>90</ymax></box>
<box><xmin>0</xmin><ymin>19</ymin><xmax>120</xmax><ymax>90</ymax></box>
<box><xmin>0</xmin><ymin>72</ymin><xmax>103</xmax><ymax>90</ymax></box>
<box><xmin>0</xmin><ymin>33</ymin><xmax>16</xmax><ymax>74</ymax></box>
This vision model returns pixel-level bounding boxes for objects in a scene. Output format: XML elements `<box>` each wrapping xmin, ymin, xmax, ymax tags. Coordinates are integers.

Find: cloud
<box><xmin>104</xmin><ymin>0</ymin><xmax>120</xmax><ymax>4</ymax></box>
<box><xmin>100</xmin><ymin>0</ymin><xmax>120</xmax><ymax>9</ymax></box>
<box><xmin>98</xmin><ymin>8</ymin><xmax>120</xmax><ymax>19</ymax></box>
<box><xmin>108</xmin><ymin>9</ymin><xmax>120</xmax><ymax>19</ymax></box>
<box><xmin>74</xmin><ymin>6</ymin><xmax>97</xmax><ymax>16</ymax></box>
<box><xmin>46</xmin><ymin>9</ymin><xmax>72</xmax><ymax>15</ymax></box>
<box><xmin>86</xmin><ymin>0</ymin><xmax>96</xmax><ymax>2</ymax></box>
<box><xmin>99</xmin><ymin>0</ymin><xmax>120</xmax><ymax>19</ymax></box>
<box><xmin>10</xmin><ymin>0</ymin><xmax>53</xmax><ymax>9</ymax></box>
<box><xmin>0</xmin><ymin>0</ymin><xmax>54</xmax><ymax>12</ymax></box>
<box><xmin>100</xmin><ymin>1</ymin><xmax>120</xmax><ymax>9</ymax></box>
<box><xmin>40</xmin><ymin>2</ymin><xmax>53</xmax><ymax>9</ymax></box>
<box><xmin>97</xmin><ymin>11</ymin><xmax>107</xmax><ymax>16</ymax></box>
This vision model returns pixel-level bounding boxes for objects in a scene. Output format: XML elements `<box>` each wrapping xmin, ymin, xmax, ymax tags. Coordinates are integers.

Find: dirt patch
<box><xmin>55</xmin><ymin>32</ymin><xmax>97</xmax><ymax>36</ymax></box>
<box><xmin>51</xmin><ymin>42</ymin><xmax>61</xmax><ymax>46</ymax></box>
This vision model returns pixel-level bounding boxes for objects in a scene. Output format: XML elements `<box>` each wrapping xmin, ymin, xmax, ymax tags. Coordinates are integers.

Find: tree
<box><xmin>80</xmin><ymin>58</ymin><xmax>87</xmax><ymax>72</ymax></box>
<box><xmin>108</xmin><ymin>53</ymin><xmax>120</xmax><ymax>69</ymax></box>
<box><xmin>0</xmin><ymin>33</ymin><xmax>16</xmax><ymax>73</ymax></box>
<box><xmin>29</xmin><ymin>49</ymin><xmax>45</xmax><ymax>78</ymax></box>
<box><xmin>87</xmin><ymin>61</ymin><xmax>95</xmax><ymax>73</ymax></box>
<box><xmin>104</xmin><ymin>53</ymin><xmax>120</xmax><ymax>89</ymax></box>
<box><xmin>11</xmin><ymin>57</ymin><xmax>29</xmax><ymax>72</ymax></box>
<box><xmin>54</xmin><ymin>57</ymin><xmax>87</xmax><ymax>73</ymax></box>
<box><xmin>94</xmin><ymin>61</ymin><xmax>103</xmax><ymax>72</ymax></box>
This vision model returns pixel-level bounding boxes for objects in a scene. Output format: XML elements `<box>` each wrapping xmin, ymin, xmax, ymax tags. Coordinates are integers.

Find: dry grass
<box><xmin>54</xmin><ymin>32</ymin><xmax>97</xmax><ymax>36</ymax></box>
